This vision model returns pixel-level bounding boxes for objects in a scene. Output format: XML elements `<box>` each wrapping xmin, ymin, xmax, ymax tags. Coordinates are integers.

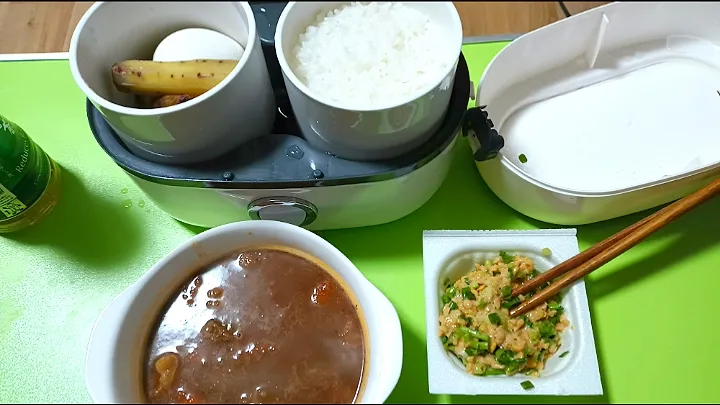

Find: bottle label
<box><xmin>0</xmin><ymin>115</ymin><xmax>52</xmax><ymax>220</ymax></box>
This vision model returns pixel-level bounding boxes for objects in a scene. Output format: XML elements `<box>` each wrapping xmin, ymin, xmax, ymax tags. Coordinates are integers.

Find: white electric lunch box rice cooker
<box><xmin>87</xmin><ymin>2</ymin><xmax>502</xmax><ymax>231</ymax></box>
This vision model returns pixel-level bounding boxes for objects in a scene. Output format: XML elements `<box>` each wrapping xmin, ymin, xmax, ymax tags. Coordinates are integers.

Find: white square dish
<box><xmin>423</xmin><ymin>229</ymin><xmax>603</xmax><ymax>396</ymax></box>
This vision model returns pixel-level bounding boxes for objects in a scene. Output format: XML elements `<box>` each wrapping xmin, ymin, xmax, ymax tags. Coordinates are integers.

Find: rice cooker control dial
<box><xmin>247</xmin><ymin>197</ymin><xmax>318</xmax><ymax>227</ymax></box>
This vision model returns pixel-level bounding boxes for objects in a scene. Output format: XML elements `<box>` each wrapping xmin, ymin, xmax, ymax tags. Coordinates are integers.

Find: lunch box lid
<box><xmin>465</xmin><ymin>1</ymin><xmax>720</xmax><ymax>197</ymax></box>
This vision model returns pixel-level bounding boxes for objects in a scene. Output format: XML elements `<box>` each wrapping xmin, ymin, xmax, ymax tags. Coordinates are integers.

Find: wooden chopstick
<box><xmin>509</xmin><ymin>177</ymin><xmax>720</xmax><ymax>318</ymax></box>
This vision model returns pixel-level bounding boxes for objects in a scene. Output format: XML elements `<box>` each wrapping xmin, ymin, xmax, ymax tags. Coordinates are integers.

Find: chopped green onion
<box><xmin>447</xmin><ymin>286</ymin><xmax>457</xmax><ymax>296</ymax></box>
<box><xmin>559</xmin><ymin>351</ymin><xmax>570</xmax><ymax>358</ymax></box>
<box><xmin>499</xmin><ymin>251</ymin><xmax>515</xmax><ymax>263</ymax></box>
<box><xmin>547</xmin><ymin>300</ymin><xmax>560</xmax><ymax>311</ymax></box>
<box><xmin>506</xmin><ymin>361</ymin><xmax>523</xmax><ymax>375</ymax></box>
<box><xmin>472</xmin><ymin>364</ymin><xmax>487</xmax><ymax>375</ymax></box>
<box><xmin>464</xmin><ymin>277</ymin><xmax>471</xmax><ymax>285</ymax></box>
<box><xmin>541</xmin><ymin>247</ymin><xmax>551</xmax><ymax>256</ymax></box>
<box><xmin>461</xmin><ymin>287</ymin><xmax>477</xmax><ymax>301</ymax></box>
<box><xmin>477</xmin><ymin>299</ymin><xmax>488</xmax><ymax>309</ymax></box>
<box><xmin>441</xmin><ymin>294</ymin><xmax>451</xmax><ymax>305</ymax></box>
<box><xmin>508</xmin><ymin>268</ymin><xmax>514</xmax><ymax>280</ymax></box>
<box><xmin>520</xmin><ymin>380</ymin><xmax>535</xmax><ymax>390</ymax></box>
<box><xmin>501</xmin><ymin>297</ymin><xmax>521</xmax><ymax>309</ymax></box>
<box><xmin>488</xmin><ymin>313</ymin><xmax>501</xmax><ymax>326</ymax></box>
<box><xmin>461</xmin><ymin>326</ymin><xmax>490</xmax><ymax>342</ymax></box>
<box><xmin>495</xmin><ymin>349</ymin><xmax>514</xmax><ymax>366</ymax></box>
<box><xmin>518</xmin><ymin>154</ymin><xmax>528</xmax><ymax>164</ymax></box>
<box><xmin>500</xmin><ymin>285</ymin><xmax>512</xmax><ymax>298</ymax></box>
<box><xmin>482</xmin><ymin>368</ymin><xmax>506</xmax><ymax>376</ymax></box>
<box><xmin>441</xmin><ymin>335</ymin><xmax>448</xmax><ymax>345</ymax></box>
<box><xmin>459</xmin><ymin>315</ymin><xmax>472</xmax><ymax>327</ymax></box>
<box><xmin>528</xmin><ymin>329</ymin><xmax>540</xmax><ymax>344</ymax></box>
<box><xmin>538</xmin><ymin>320</ymin><xmax>556</xmax><ymax>339</ymax></box>
<box><xmin>465</xmin><ymin>340</ymin><xmax>489</xmax><ymax>355</ymax></box>
<box><xmin>449</xmin><ymin>301</ymin><xmax>458</xmax><ymax>311</ymax></box>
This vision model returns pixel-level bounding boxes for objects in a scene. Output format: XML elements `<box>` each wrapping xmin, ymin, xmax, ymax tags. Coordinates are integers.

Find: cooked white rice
<box><xmin>290</xmin><ymin>2</ymin><xmax>451</xmax><ymax>109</ymax></box>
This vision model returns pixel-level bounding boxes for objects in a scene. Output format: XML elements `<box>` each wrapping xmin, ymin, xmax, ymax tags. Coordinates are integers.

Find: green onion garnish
<box><xmin>559</xmin><ymin>351</ymin><xmax>570</xmax><ymax>358</ymax></box>
<box><xmin>506</xmin><ymin>361</ymin><xmax>523</xmax><ymax>375</ymax></box>
<box><xmin>499</xmin><ymin>251</ymin><xmax>515</xmax><ymax>263</ymax></box>
<box><xmin>482</xmin><ymin>368</ymin><xmax>506</xmax><ymax>376</ymax></box>
<box><xmin>495</xmin><ymin>349</ymin><xmax>514</xmax><ymax>365</ymax></box>
<box><xmin>477</xmin><ymin>299</ymin><xmax>488</xmax><ymax>309</ymax></box>
<box><xmin>520</xmin><ymin>380</ymin><xmax>535</xmax><ymax>390</ymax></box>
<box><xmin>472</xmin><ymin>364</ymin><xmax>487</xmax><ymax>375</ymax></box>
<box><xmin>460</xmin><ymin>326</ymin><xmax>489</xmax><ymax>342</ymax></box>
<box><xmin>528</xmin><ymin>329</ymin><xmax>540</xmax><ymax>344</ymax></box>
<box><xmin>488</xmin><ymin>312</ymin><xmax>501</xmax><ymax>326</ymax></box>
<box><xmin>541</xmin><ymin>247</ymin><xmax>551</xmax><ymax>256</ymax></box>
<box><xmin>500</xmin><ymin>285</ymin><xmax>512</xmax><ymax>298</ymax></box>
<box><xmin>441</xmin><ymin>294</ymin><xmax>451</xmax><ymax>305</ymax></box>
<box><xmin>501</xmin><ymin>297</ymin><xmax>521</xmax><ymax>309</ymax></box>
<box><xmin>449</xmin><ymin>301</ymin><xmax>458</xmax><ymax>311</ymax></box>
<box><xmin>461</xmin><ymin>287</ymin><xmax>477</xmax><ymax>301</ymax></box>
<box><xmin>538</xmin><ymin>320</ymin><xmax>556</xmax><ymax>339</ymax></box>
<box><xmin>465</xmin><ymin>340</ymin><xmax>489</xmax><ymax>356</ymax></box>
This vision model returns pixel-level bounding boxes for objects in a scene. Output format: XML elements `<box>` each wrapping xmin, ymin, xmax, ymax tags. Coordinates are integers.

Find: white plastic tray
<box><xmin>423</xmin><ymin>229</ymin><xmax>602</xmax><ymax>396</ymax></box>
<box><xmin>470</xmin><ymin>1</ymin><xmax>720</xmax><ymax>225</ymax></box>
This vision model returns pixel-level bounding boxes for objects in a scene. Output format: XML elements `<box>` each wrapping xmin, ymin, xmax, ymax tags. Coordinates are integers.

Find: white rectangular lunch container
<box><xmin>464</xmin><ymin>1</ymin><xmax>720</xmax><ymax>225</ymax></box>
<box><xmin>422</xmin><ymin>229</ymin><xmax>603</xmax><ymax>396</ymax></box>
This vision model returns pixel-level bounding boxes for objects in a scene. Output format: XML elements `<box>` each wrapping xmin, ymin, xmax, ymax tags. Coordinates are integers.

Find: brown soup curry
<box><xmin>144</xmin><ymin>248</ymin><xmax>367</xmax><ymax>404</ymax></box>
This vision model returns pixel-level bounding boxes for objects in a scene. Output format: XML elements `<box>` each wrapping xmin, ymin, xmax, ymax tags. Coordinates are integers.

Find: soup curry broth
<box><xmin>143</xmin><ymin>246</ymin><xmax>369</xmax><ymax>404</ymax></box>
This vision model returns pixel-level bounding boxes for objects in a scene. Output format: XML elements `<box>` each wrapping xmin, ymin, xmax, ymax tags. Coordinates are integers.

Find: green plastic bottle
<box><xmin>0</xmin><ymin>114</ymin><xmax>61</xmax><ymax>233</ymax></box>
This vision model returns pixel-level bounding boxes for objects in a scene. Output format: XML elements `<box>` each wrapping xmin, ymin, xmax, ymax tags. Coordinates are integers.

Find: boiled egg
<box><xmin>153</xmin><ymin>28</ymin><xmax>245</xmax><ymax>62</ymax></box>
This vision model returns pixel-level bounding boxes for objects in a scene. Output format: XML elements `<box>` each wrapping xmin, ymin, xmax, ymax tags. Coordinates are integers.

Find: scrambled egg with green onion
<box><xmin>438</xmin><ymin>252</ymin><xmax>569</xmax><ymax>377</ymax></box>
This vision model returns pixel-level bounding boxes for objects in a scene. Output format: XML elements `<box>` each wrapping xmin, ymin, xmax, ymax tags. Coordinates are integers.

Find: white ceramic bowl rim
<box><xmin>274</xmin><ymin>1</ymin><xmax>463</xmax><ymax>112</ymax></box>
<box><xmin>68</xmin><ymin>1</ymin><xmax>259</xmax><ymax>117</ymax></box>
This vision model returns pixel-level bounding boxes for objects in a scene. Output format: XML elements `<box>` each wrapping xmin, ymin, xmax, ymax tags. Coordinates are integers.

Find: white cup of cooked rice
<box><xmin>275</xmin><ymin>2</ymin><xmax>463</xmax><ymax>161</ymax></box>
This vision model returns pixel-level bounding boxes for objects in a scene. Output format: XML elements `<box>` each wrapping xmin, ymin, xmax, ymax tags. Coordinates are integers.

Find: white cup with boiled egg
<box><xmin>70</xmin><ymin>1</ymin><xmax>276</xmax><ymax>165</ymax></box>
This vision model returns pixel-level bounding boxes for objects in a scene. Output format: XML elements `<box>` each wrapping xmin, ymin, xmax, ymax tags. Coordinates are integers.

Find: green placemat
<box><xmin>1</xmin><ymin>42</ymin><xmax>719</xmax><ymax>404</ymax></box>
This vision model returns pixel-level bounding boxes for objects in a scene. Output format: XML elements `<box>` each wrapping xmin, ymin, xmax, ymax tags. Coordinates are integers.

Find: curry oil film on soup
<box><xmin>144</xmin><ymin>247</ymin><xmax>369</xmax><ymax>404</ymax></box>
